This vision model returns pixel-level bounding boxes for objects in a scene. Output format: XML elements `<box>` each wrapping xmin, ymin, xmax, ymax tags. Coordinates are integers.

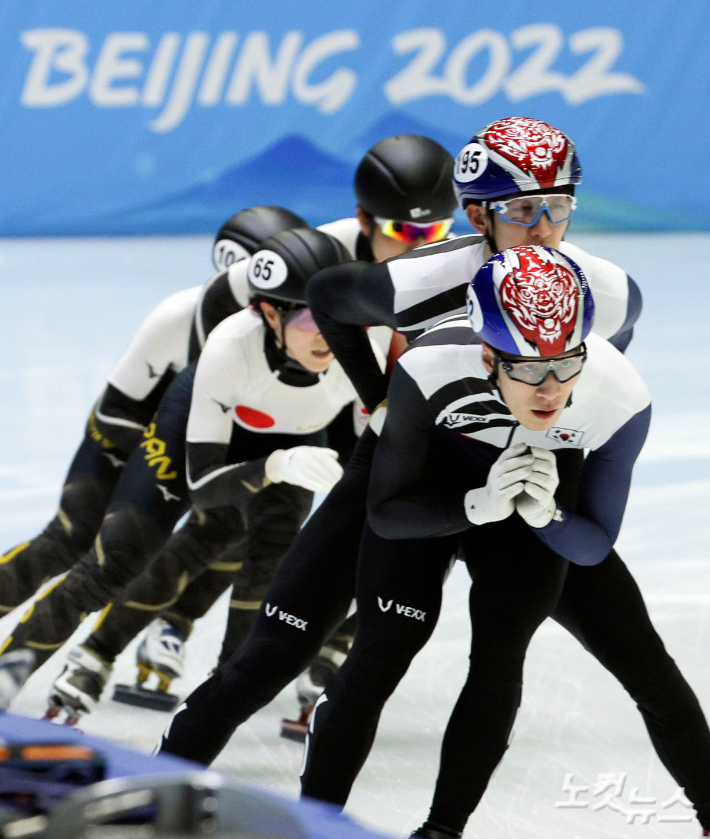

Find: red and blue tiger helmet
<box><xmin>453</xmin><ymin>117</ymin><xmax>582</xmax><ymax>206</ymax></box>
<box><xmin>466</xmin><ymin>245</ymin><xmax>594</xmax><ymax>357</ymax></box>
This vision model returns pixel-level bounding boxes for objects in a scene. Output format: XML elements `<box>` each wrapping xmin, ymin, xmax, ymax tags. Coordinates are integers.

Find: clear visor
<box><xmin>486</xmin><ymin>194</ymin><xmax>577</xmax><ymax>227</ymax></box>
<box><xmin>497</xmin><ymin>345</ymin><xmax>587</xmax><ymax>385</ymax></box>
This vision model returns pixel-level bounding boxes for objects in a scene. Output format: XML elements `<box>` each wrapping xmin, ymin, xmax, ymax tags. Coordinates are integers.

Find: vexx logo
<box><xmin>377</xmin><ymin>597</ymin><xmax>426</xmax><ymax>621</ymax></box>
<box><xmin>265</xmin><ymin>603</ymin><xmax>308</xmax><ymax>631</ymax></box>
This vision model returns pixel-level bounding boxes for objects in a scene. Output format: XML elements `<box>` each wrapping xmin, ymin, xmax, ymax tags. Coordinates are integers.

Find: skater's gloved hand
<box><xmin>265</xmin><ymin>446</ymin><xmax>343</xmax><ymax>492</ymax></box>
<box><xmin>515</xmin><ymin>447</ymin><xmax>559</xmax><ymax>528</ymax></box>
<box><xmin>464</xmin><ymin>443</ymin><xmax>533</xmax><ymax>526</ymax></box>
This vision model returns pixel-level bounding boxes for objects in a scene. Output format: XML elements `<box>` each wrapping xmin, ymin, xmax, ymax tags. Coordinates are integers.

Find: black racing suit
<box><xmin>159</xmin><ymin>243</ymin><xmax>709</xmax><ymax>831</ymax></box>
<box><xmin>0</xmin><ymin>358</ymin><xmax>319</xmax><ymax>671</ymax></box>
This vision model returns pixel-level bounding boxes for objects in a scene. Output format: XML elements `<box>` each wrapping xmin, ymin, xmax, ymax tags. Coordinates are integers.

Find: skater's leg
<box><xmin>0</xmin><ymin>376</ymin><xmax>194</xmax><ymax>675</ymax></box>
<box><xmin>423</xmin><ymin>519</ymin><xmax>568</xmax><ymax>834</ymax></box>
<box><xmin>43</xmin><ymin>507</ymin><xmax>244</xmax><ymax>717</ymax></box>
<box><xmin>159</xmin><ymin>428</ymin><xmax>377</xmax><ymax>765</ymax></box>
<box><xmin>0</xmin><ymin>426</ymin><xmax>126</xmax><ymax>612</ymax></box>
<box><xmin>85</xmin><ymin>507</ymin><xmax>248</xmax><ymax>668</ymax></box>
<box><xmin>160</xmin><ymin>562</ymin><xmax>237</xmax><ymax>641</ymax></box>
<box><xmin>216</xmin><ymin>482</ymin><xmax>313</xmax><ymax>666</ymax></box>
<box><xmin>552</xmin><ymin>552</ymin><xmax>710</xmax><ymax>831</ymax></box>
<box><xmin>294</xmin><ymin>612</ymin><xmax>359</xmax><ymax>716</ymax></box>
<box><xmin>1</xmin><ymin>502</ymin><xmax>182</xmax><ymax>670</ymax></box>
<box><xmin>300</xmin><ymin>523</ymin><xmax>455</xmax><ymax>806</ymax></box>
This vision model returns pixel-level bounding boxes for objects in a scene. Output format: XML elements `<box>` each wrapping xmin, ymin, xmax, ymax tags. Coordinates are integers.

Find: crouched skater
<box><xmin>299</xmin><ymin>245</ymin><xmax>710</xmax><ymax>838</ymax></box>
<box><xmin>1</xmin><ymin>227</ymin><xmax>373</xmax><ymax>723</ymax></box>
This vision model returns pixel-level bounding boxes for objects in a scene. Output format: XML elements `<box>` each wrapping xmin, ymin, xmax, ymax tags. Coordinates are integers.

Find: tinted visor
<box><xmin>282</xmin><ymin>307</ymin><xmax>321</xmax><ymax>332</ymax></box>
<box><xmin>375</xmin><ymin>216</ymin><xmax>454</xmax><ymax>244</ymax></box>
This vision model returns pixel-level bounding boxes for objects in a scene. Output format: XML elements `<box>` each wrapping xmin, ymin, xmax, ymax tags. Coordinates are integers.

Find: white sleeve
<box><xmin>316</xmin><ymin>218</ymin><xmax>361</xmax><ymax>259</ymax></box>
<box><xmin>351</xmin><ymin>330</ymin><xmax>387</xmax><ymax>436</ymax></box>
<box><xmin>227</xmin><ymin>259</ymin><xmax>251</xmax><ymax>308</ymax></box>
<box><xmin>186</xmin><ymin>333</ymin><xmax>244</xmax><ymax>445</ymax></box>
<box><xmin>107</xmin><ymin>287</ymin><xmax>201</xmax><ymax>400</ymax></box>
<box><xmin>559</xmin><ymin>242</ymin><xmax>629</xmax><ymax>341</ymax></box>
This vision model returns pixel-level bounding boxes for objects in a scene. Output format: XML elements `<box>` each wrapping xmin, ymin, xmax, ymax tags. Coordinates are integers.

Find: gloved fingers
<box><xmin>521</xmin><ymin>480</ymin><xmax>553</xmax><ymax>502</ymax></box>
<box><xmin>297</xmin><ymin>456</ymin><xmax>343</xmax><ymax>489</ymax></box>
<box><xmin>495</xmin><ymin>461</ymin><xmax>533</xmax><ymax>489</ymax></box>
<box><xmin>499</xmin><ymin>481</ymin><xmax>527</xmax><ymax>500</ymax></box>
<box><xmin>529</xmin><ymin>446</ymin><xmax>556</xmax><ymax>466</ymax></box>
<box><xmin>529</xmin><ymin>449</ymin><xmax>558</xmax><ymax>477</ymax></box>
<box><xmin>496</xmin><ymin>443</ymin><xmax>530</xmax><ymax>465</ymax></box>
<box><xmin>524</xmin><ymin>465</ymin><xmax>558</xmax><ymax>492</ymax></box>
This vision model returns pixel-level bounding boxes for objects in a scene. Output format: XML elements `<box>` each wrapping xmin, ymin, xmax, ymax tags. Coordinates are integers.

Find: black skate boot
<box><xmin>411</xmin><ymin>822</ymin><xmax>463</xmax><ymax>838</ymax></box>
<box><xmin>46</xmin><ymin>645</ymin><xmax>112</xmax><ymax>726</ymax></box>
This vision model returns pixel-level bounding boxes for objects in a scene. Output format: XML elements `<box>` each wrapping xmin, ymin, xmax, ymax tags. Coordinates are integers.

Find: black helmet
<box><xmin>212</xmin><ymin>206</ymin><xmax>307</xmax><ymax>271</ymax></box>
<box><xmin>246</xmin><ymin>227</ymin><xmax>350</xmax><ymax>306</ymax></box>
<box><xmin>354</xmin><ymin>135</ymin><xmax>457</xmax><ymax>223</ymax></box>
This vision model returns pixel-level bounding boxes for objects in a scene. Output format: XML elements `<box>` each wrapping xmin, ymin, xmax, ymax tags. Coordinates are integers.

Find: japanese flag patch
<box><xmin>547</xmin><ymin>427</ymin><xmax>583</xmax><ymax>446</ymax></box>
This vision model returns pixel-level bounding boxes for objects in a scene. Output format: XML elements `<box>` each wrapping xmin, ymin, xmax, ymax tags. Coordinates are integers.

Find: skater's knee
<box><xmin>93</xmin><ymin>507</ymin><xmax>167</xmax><ymax>591</ymax></box>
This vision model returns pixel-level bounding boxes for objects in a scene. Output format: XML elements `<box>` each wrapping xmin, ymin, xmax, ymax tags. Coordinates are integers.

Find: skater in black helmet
<box><xmin>110</xmin><ymin>134</ymin><xmax>459</xmax><ymax>731</ymax></box>
<box><xmin>0</xmin><ymin>206</ymin><xmax>306</xmax><ymax>614</ymax></box>
<box><xmin>0</xmin><ymin>228</ymin><xmax>362</xmax><ymax>723</ymax></box>
<box><xmin>0</xmin><ymin>135</ymin><xmax>455</xmax><ymax>720</ymax></box>
<box><xmin>157</xmin><ymin>118</ymin><xmax>641</xmax><ymax>766</ymax></box>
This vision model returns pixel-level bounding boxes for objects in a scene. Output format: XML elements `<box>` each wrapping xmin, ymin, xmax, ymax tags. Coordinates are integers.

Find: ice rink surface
<box><xmin>0</xmin><ymin>232</ymin><xmax>709</xmax><ymax>838</ymax></box>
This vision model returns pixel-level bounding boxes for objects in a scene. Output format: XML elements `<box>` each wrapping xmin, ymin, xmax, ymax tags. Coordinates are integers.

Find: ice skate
<box><xmin>411</xmin><ymin>822</ymin><xmax>462</xmax><ymax>838</ymax></box>
<box><xmin>46</xmin><ymin>645</ymin><xmax>111</xmax><ymax>725</ymax></box>
<box><xmin>112</xmin><ymin>618</ymin><xmax>184</xmax><ymax>712</ymax></box>
<box><xmin>280</xmin><ymin>648</ymin><xmax>345</xmax><ymax>742</ymax></box>
<box><xmin>0</xmin><ymin>648</ymin><xmax>35</xmax><ymax>710</ymax></box>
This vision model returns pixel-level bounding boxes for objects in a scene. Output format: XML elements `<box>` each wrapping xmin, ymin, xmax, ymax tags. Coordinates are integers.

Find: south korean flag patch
<box><xmin>547</xmin><ymin>427</ymin><xmax>583</xmax><ymax>446</ymax></box>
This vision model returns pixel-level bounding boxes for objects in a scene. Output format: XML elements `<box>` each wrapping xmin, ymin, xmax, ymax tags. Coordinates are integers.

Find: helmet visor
<box><xmin>375</xmin><ymin>217</ymin><xmax>454</xmax><ymax>244</ymax></box>
<box><xmin>282</xmin><ymin>307</ymin><xmax>321</xmax><ymax>333</ymax></box>
<box><xmin>485</xmin><ymin>194</ymin><xmax>577</xmax><ymax>227</ymax></box>
<box><xmin>496</xmin><ymin>345</ymin><xmax>587</xmax><ymax>385</ymax></box>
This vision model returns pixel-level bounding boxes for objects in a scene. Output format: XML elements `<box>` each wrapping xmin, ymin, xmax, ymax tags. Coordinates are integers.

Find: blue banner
<box><xmin>0</xmin><ymin>1</ymin><xmax>707</xmax><ymax>235</ymax></box>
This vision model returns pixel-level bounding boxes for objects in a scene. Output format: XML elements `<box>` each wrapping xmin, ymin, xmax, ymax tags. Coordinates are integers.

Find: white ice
<box><xmin>0</xmin><ymin>233</ymin><xmax>708</xmax><ymax>839</ymax></box>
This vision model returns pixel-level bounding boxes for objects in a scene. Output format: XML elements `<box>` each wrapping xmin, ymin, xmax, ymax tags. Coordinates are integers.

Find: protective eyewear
<box><xmin>495</xmin><ymin>345</ymin><xmax>587</xmax><ymax>385</ymax></box>
<box><xmin>484</xmin><ymin>194</ymin><xmax>577</xmax><ymax>227</ymax></box>
<box><xmin>374</xmin><ymin>216</ymin><xmax>454</xmax><ymax>244</ymax></box>
<box><xmin>282</xmin><ymin>307</ymin><xmax>321</xmax><ymax>332</ymax></box>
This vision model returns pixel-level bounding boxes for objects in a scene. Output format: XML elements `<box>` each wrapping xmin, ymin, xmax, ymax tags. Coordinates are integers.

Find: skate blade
<box><xmin>280</xmin><ymin>718</ymin><xmax>309</xmax><ymax>743</ymax></box>
<box><xmin>111</xmin><ymin>683</ymin><xmax>180</xmax><ymax>712</ymax></box>
<box><xmin>280</xmin><ymin>705</ymin><xmax>312</xmax><ymax>743</ymax></box>
<box><xmin>43</xmin><ymin>704</ymin><xmax>83</xmax><ymax>727</ymax></box>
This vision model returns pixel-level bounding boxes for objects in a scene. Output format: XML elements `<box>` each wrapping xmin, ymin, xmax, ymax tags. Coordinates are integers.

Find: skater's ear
<box><xmin>259</xmin><ymin>301</ymin><xmax>281</xmax><ymax>330</ymax></box>
<box><xmin>356</xmin><ymin>205</ymin><xmax>374</xmax><ymax>238</ymax></box>
<box><xmin>481</xmin><ymin>342</ymin><xmax>496</xmax><ymax>375</ymax></box>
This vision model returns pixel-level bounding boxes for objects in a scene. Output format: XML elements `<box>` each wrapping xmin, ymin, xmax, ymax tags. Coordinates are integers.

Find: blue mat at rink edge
<box><xmin>0</xmin><ymin>712</ymin><xmax>395</xmax><ymax>839</ymax></box>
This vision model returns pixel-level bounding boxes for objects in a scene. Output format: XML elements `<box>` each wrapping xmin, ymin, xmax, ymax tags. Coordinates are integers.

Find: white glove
<box><xmin>265</xmin><ymin>446</ymin><xmax>343</xmax><ymax>492</ymax></box>
<box><xmin>464</xmin><ymin>443</ymin><xmax>533</xmax><ymax>526</ymax></box>
<box><xmin>515</xmin><ymin>447</ymin><xmax>559</xmax><ymax>528</ymax></box>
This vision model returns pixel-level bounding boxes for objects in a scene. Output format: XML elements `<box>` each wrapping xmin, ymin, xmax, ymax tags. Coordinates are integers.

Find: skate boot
<box><xmin>411</xmin><ymin>822</ymin><xmax>462</xmax><ymax>838</ymax></box>
<box><xmin>280</xmin><ymin>646</ymin><xmax>345</xmax><ymax>742</ymax></box>
<box><xmin>0</xmin><ymin>649</ymin><xmax>35</xmax><ymax>710</ymax></box>
<box><xmin>112</xmin><ymin>619</ymin><xmax>184</xmax><ymax>712</ymax></box>
<box><xmin>46</xmin><ymin>645</ymin><xmax>112</xmax><ymax>725</ymax></box>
